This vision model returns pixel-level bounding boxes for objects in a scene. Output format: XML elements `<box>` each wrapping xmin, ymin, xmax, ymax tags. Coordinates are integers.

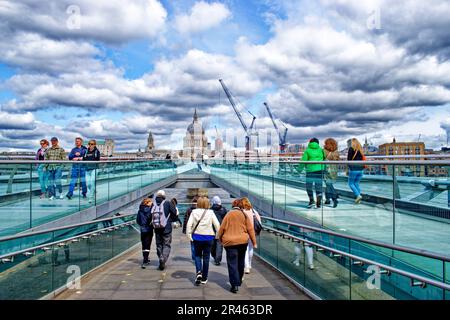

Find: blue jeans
<box><xmin>190</xmin><ymin>241</ymin><xmax>195</xmax><ymax>261</ymax></box>
<box><xmin>348</xmin><ymin>170</ymin><xmax>363</xmax><ymax>197</ymax></box>
<box><xmin>193</xmin><ymin>240</ymin><xmax>213</xmax><ymax>279</ymax></box>
<box><xmin>37</xmin><ymin>164</ymin><xmax>48</xmax><ymax>194</ymax></box>
<box><xmin>67</xmin><ymin>166</ymin><xmax>87</xmax><ymax>197</ymax></box>
<box><xmin>47</xmin><ymin>167</ymin><xmax>62</xmax><ymax>197</ymax></box>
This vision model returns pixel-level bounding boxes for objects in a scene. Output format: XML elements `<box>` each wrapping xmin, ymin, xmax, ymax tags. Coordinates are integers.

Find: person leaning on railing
<box><xmin>83</xmin><ymin>139</ymin><xmax>101</xmax><ymax>203</ymax></box>
<box><xmin>36</xmin><ymin>139</ymin><xmax>49</xmax><ymax>199</ymax></box>
<box><xmin>44</xmin><ymin>137</ymin><xmax>66</xmax><ymax>200</ymax></box>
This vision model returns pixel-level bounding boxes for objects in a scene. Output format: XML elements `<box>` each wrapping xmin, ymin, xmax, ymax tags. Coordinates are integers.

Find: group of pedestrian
<box><xmin>137</xmin><ymin>192</ymin><xmax>261</xmax><ymax>294</ymax></box>
<box><xmin>297</xmin><ymin>137</ymin><xmax>365</xmax><ymax>208</ymax></box>
<box><xmin>35</xmin><ymin>137</ymin><xmax>101</xmax><ymax>202</ymax></box>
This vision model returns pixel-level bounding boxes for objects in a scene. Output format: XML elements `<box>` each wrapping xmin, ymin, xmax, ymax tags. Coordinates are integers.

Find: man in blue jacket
<box><xmin>66</xmin><ymin>137</ymin><xmax>88</xmax><ymax>199</ymax></box>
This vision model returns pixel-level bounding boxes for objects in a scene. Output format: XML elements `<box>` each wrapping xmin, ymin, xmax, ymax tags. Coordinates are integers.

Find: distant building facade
<box><xmin>183</xmin><ymin>109</ymin><xmax>208</xmax><ymax>160</ymax></box>
<box><xmin>146</xmin><ymin>131</ymin><xmax>154</xmax><ymax>153</ymax></box>
<box><xmin>378</xmin><ymin>139</ymin><xmax>425</xmax><ymax>176</ymax></box>
<box><xmin>87</xmin><ymin>139</ymin><xmax>114</xmax><ymax>157</ymax></box>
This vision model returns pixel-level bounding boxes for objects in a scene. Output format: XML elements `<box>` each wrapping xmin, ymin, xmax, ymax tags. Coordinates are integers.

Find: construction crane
<box><xmin>264</xmin><ymin>102</ymin><xmax>288</xmax><ymax>153</ymax></box>
<box><xmin>219</xmin><ymin>79</ymin><xmax>257</xmax><ymax>151</ymax></box>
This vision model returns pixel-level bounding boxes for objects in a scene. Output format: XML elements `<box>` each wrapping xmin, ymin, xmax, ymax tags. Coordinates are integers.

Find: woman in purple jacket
<box><xmin>36</xmin><ymin>139</ymin><xmax>49</xmax><ymax>198</ymax></box>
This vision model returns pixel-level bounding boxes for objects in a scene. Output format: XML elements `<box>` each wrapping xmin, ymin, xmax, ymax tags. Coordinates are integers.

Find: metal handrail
<box><xmin>261</xmin><ymin>216</ymin><xmax>450</xmax><ymax>262</ymax></box>
<box><xmin>0</xmin><ymin>220</ymin><xmax>137</xmax><ymax>261</ymax></box>
<box><xmin>0</xmin><ymin>213</ymin><xmax>137</xmax><ymax>243</ymax></box>
<box><xmin>262</xmin><ymin>225</ymin><xmax>450</xmax><ymax>292</ymax></box>
<box><xmin>1</xmin><ymin>159</ymin><xmax>449</xmax><ymax>165</ymax></box>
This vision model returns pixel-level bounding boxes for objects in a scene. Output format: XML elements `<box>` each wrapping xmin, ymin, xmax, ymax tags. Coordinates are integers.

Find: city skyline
<box><xmin>0</xmin><ymin>0</ymin><xmax>450</xmax><ymax>152</ymax></box>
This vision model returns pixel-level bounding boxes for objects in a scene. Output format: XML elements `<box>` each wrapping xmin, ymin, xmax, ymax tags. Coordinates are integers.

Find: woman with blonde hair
<box><xmin>240</xmin><ymin>197</ymin><xmax>261</xmax><ymax>274</ymax></box>
<box><xmin>347</xmin><ymin>138</ymin><xmax>365</xmax><ymax>204</ymax></box>
<box><xmin>323</xmin><ymin>138</ymin><xmax>340</xmax><ymax>208</ymax></box>
<box><xmin>187</xmin><ymin>196</ymin><xmax>220</xmax><ymax>286</ymax></box>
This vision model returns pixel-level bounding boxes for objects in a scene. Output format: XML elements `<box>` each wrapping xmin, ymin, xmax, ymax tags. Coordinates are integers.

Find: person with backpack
<box><xmin>323</xmin><ymin>138</ymin><xmax>340</xmax><ymax>208</ymax></box>
<box><xmin>347</xmin><ymin>138</ymin><xmax>365</xmax><ymax>204</ymax></box>
<box><xmin>218</xmin><ymin>199</ymin><xmax>257</xmax><ymax>294</ymax></box>
<box><xmin>66</xmin><ymin>137</ymin><xmax>88</xmax><ymax>200</ymax></box>
<box><xmin>183</xmin><ymin>196</ymin><xmax>199</xmax><ymax>262</ymax></box>
<box><xmin>150</xmin><ymin>190</ymin><xmax>178</xmax><ymax>270</ymax></box>
<box><xmin>296</xmin><ymin>138</ymin><xmax>325</xmax><ymax>209</ymax></box>
<box><xmin>186</xmin><ymin>197</ymin><xmax>220</xmax><ymax>286</ymax></box>
<box><xmin>240</xmin><ymin>197</ymin><xmax>261</xmax><ymax>274</ymax></box>
<box><xmin>45</xmin><ymin>137</ymin><xmax>66</xmax><ymax>200</ymax></box>
<box><xmin>136</xmin><ymin>197</ymin><xmax>154</xmax><ymax>269</ymax></box>
<box><xmin>210</xmin><ymin>196</ymin><xmax>228</xmax><ymax>265</ymax></box>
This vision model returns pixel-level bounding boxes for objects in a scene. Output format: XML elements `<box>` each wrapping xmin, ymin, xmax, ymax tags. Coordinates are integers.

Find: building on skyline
<box><xmin>146</xmin><ymin>131</ymin><xmax>154</xmax><ymax>153</ymax></box>
<box><xmin>84</xmin><ymin>138</ymin><xmax>114</xmax><ymax>157</ymax></box>
<box><xmin>378</xmin><ymin>139</ymin><xmax>426</xmax><ymax>176</ymax></box>
<box><xmin>182</xmin><ymin>109</ymin><xmax>208</xmax><ymax>160</ymax></box>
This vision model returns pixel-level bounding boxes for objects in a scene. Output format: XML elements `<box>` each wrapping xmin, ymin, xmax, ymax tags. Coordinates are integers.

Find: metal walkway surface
<box><xmin>54</xmin><ymin>228</ymin><xmax>310</xmax><ymax>300</ymax></box>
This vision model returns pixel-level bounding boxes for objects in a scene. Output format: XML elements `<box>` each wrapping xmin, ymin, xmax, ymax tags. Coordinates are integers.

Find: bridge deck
<box><xmin>54</xmin><ymin>228</ymin><xmax>309</xmax><ymax>300</ymax></box>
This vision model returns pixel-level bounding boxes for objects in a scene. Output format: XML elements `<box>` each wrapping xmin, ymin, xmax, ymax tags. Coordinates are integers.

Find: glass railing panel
<box><xmin>0</xmin><ymin>245</ymin><xmax>54</xmax><ymax>300</ymax></box>
<box><xmin>394</xmin><ymin>164</ymin><xmax>450</xmax><ymax>256</ymax></box>
<box><xmin>304</xmin><ymin>249</ymin><xmax>351</xmax><ymax>300</ymax></box>
<box><xmin>275</xmin><ymin>235</ymin><xmax>306</xmax><ymax>287</ymax></box>
<box><xmin>1</xmin><ymin>163</ymin><xmax>32</xmax><ymax>236</ymax></box>
<box><xmin>446</xmin><ymin>261</ymin><xmax>450</xmax><ymax>300</ymax></box>
<box><xmin>258</xmin><ymin>229</ymin><xmax>278</xmax><ymax>267</ymax></box>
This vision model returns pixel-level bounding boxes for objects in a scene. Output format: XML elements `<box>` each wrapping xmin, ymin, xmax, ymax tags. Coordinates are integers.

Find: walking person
<box><xmin>218</xmin><ymin>199</ymin><xmax>257</xmax><ymax>294</ymax></box>
<box><xmin>45</xmin><ymin>137</ymin><xmax>66</xmax><ymax>200</ymax></box>
<box><xmin>289</xmin><ymin>224</ymin><xmax>315</xmax><ymax>270</ymax></box>
<box><xmin>240</xmin><ymin>197</ymin><xmax>261</xmax><ymax>274</ymax></box>
<box><xmin>66</xmin><ymin>137</ymin><xmax>87</xmax><ymax>200</ymax></box>
<box><xmin>323</xmin><ymin>138</ymin><xmax>340</xmax><ymax>208</ymax></box>
<box><xmin>150</xmin><ymin>190</ymin><xmax>178</xmax><ymax>270</ymax></box>
<box><xmin>347</xmin><ymin>138</ymin><xmax>365</xmax><ymax>204</ymax></box>
<box><xmin>36</xmin><ymin>139</ymin><xmax>49</xmax><ymax>199</ymax></box>
<box><xmin>186</xmin><ymin>197</ymin><xmax>220</xmax><ymax>286</ymax></box>
<box><xmin>136</xmin><ymin>197</ymin><xmax>154</xmax><ymax>269</ymax></box>
<box><xmin>83</xmin><ymin>139</ymin><xmax>101</xmax><ymax>203</ymax></box>
<box><xmin>297</xmin><ymin>138</ymin><xmax>326</xmax><ymax>209</ymax></box>
<box><xmin>171</xmin><ymin>198</ymin><xmax>183</xmax><ymax>228</ymax></box>
<box><xmin>210</xmin><ymin>196</ymin><xmax>227</xmax><ymax>265</ymax></box>
<box><xmin>183</xmin><ymin>196</ymin><xmax>199</xmax><ymax>262</ymax></box>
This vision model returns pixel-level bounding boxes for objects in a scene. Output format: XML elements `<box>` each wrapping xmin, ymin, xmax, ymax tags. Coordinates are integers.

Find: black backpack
<box><xmin>252</xmin><ymin>209</ymin><xmax>263</xmax><ymax>236</ymax></box>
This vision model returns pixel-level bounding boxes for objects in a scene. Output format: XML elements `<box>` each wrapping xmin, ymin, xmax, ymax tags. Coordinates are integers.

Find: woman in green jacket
<box><xmin>297</xmin><ymin>138</ymin><xmax>325</xmax><ymax>208</ymax></box>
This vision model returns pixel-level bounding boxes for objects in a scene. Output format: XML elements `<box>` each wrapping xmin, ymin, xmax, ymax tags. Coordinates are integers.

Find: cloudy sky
<box><xmin>0</xmin><ymin>0</ymin><xmax>449</xmax><ymax>152</ymax></box>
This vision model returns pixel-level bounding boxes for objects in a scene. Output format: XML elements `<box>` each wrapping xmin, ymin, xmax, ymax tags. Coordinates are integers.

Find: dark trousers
<box><xmin>225</xmin><ymin>244</ymin><xmax>248</xmax><ymax>287</ymax></box>
<box><xmin>325</xmin><ymin>181</ymin><xmax>338</xmax><ymax>200</ymax></box>
<box><xmin>211</xmin><ymin>239</ymin><xmax>224</xmax><ymax>264</ymax></box>
<box><xmin>140</xmin><ymin>231</ymin><xmax>154</xmax><ymax>262</ymax></box>
<box><xmin>305</xmin><ymin>170</ymin><xmax>323</xmax><ymax>200</ymax></box>
<box><xmin>155</xmin><ymin>231</ymin><xmax>172</xmax><ymax>263</ymax></box>
<box><xmin>193</xmin><ymin>240</ymin><xmax>213</xmax><ymax>279</ymax></box>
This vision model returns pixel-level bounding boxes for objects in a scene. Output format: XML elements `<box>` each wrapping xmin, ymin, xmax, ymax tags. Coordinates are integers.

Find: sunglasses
<box><xmin>88</xmin><ymin>143</ymin><xmax>95</xmax><ymax>145</ymax></box>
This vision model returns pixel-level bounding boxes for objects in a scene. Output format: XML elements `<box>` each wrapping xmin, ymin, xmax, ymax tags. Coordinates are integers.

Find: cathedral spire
<box><xmin>193</xmin><ymin>108</ymin><xmax>198</xmax><ymax>122</ymax></box>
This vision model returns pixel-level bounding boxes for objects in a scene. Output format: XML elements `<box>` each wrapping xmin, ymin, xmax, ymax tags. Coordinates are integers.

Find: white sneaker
<box><xmin>292</xmin><ymin>260</ymin><xmax>300</xmax><ymax>267</ymax></box>
<box><xmin>48</xmin><ymin>196</ymin><xmax>54</xmax><ymax>200</ymax></box>
<box><xmin>59</xmin><ymin>194</ymin><xmax>65</xmax><ymax>200</ymax></box>
<box><xmin>355</xmin><ymin>195</ymin><xmax>362</xmax><ymax>204</ymax></box>
<box><xmin>308</xmin><ymin>264</ymin><xmax>315</xmax><ymax>270</ymax></box>
<box><xmin>244</xmin><ymin>268</ymin><xmax>250</xmax><ymax>274</ymax></box>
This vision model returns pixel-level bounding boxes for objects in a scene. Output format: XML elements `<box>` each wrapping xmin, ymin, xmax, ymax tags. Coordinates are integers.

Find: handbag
<box><xmin>252</xmin><ymin>209</ymin><xmax>263</xmax><ymax>235</ymax></box>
